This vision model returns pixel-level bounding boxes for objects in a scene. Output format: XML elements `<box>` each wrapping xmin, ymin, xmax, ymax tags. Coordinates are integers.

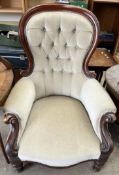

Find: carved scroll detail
<box><xmin>4</xmin><ymin>113</ymin><xmax>23</xmax><ymax>171</ymax></box>
<box><xmin>93</xmin><ymin>112</ymin><xmax>116</xmax><ymax>171</ymax></box>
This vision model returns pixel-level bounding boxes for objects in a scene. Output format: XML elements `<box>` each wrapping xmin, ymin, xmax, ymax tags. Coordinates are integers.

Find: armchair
<box><xmin>3</xmin><ymin>4</ymin><xmax>116</xmax><ymax>172</ymax></box>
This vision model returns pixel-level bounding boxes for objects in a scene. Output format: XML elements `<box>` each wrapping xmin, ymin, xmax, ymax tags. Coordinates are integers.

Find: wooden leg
<box><xmin>98</xmin><ymin>71</ymin><xmax>103</xmax><ymax>82</ymax></box>
<box><xmin>7</xmin><ymin>152</ymin><xmax>23</xmax><ymax>172</ymax></box>
<box><xmin>93</xmin><ymin>153</ymin><xmax>110</xmax><ymax>171</ymax></box>
<box><xmin>103</xmin><ymin>80</ymin><xmax>107</xmax><ymax>88</ymax></box>
<box><xmin>95</xmin><ymin>70</ymin><xmax>100</xmax><ymax>81</ymax></box>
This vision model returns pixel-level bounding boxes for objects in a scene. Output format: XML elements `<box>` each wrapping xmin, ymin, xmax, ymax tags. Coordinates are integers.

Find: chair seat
<box><xmin>18</xmin><ymin>96</ymin><xmax>100</xmax><ymax>167</ymax></box>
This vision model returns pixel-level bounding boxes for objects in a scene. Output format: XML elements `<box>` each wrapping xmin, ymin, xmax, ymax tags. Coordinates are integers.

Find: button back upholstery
<box><xmin>23</xmin><ymin>8</ymin><xmax>97</xmax><ymax>99</ymax></box>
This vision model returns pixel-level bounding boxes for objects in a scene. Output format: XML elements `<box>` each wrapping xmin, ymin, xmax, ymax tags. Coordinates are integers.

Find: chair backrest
<box><xmin>19</xmin><ymin>4</ymin><xmax>99</xmax><ymax>99</ymax></box>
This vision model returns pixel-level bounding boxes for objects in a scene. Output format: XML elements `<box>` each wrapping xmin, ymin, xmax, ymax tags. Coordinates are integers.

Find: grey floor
<box><xmin>0</xmin><ymin>109</ymin><xmax>119</xmax><ymax>175</ymax></box>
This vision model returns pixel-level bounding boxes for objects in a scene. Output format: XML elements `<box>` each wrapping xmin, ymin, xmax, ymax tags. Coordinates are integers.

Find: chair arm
<box><xmin>4</xmin><ymin>78</ymin><xmax>36</xmax><ymax>142</ymax></box>
<box><xmin>79</xmin><ymin>78</ymin><xmax>116</xmax><ymax>141</ymax></box>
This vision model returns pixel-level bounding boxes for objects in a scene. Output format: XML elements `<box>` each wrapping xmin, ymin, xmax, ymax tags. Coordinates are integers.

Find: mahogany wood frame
<box><xmin>3</xmin><ymin>4</ymin><xmax>116</xmax><ymax>172</ymax></box>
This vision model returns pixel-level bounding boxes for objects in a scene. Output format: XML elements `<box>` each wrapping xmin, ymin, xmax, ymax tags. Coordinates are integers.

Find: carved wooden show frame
<box><xmin>4</xmin><ymin>4</ymin><xmax>116</xmax><ymax>172</ymax></box>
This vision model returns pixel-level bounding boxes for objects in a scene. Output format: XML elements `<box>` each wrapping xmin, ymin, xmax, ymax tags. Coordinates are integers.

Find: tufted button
<box><xmin>39</xmin><ymin>43</ymin><xmax>41</xmax><ymax>48</ymax></box>
<box><xmin>51</xmin><ymin>42</ymin><xmax>54</xmax><ymax>47</ymax></box>
<box><xmin>72</xmin><ymin>28</ymin><xmax>76</xmax><ymax>33</ymax></box>
<box><xmin>75</xmin><ymin>45</ymin><xmax>78</xmax><ymax>49</ymax></box>
<box><xmin>68</xmin><ymin>58</ymin><xmax>71</xmax><ymax>61</ymax></box>
<box><xmin>58</xmin><ymin>27</ymin><xmax>61</xmax><ymax>33</ymax></box>
<box><xmin>42</xmin><ymin>26</ymin><xmax>46</xmax><ymax>32</ymax></box>
<box><xmin>64</xmin><ymin>43</ymin><xmax>67</xmax><ymax>48</ymax></box>
<box><xmin>56</xmin><ymin>55</ymin><xmax>59</xmax><ymax>60</ymax></box>
<box><xmin>51</xmin><ymin>68</ymin><xmax>54</xmax><ymax>72</ymax></box>
<box><xmin>42</xmin><ymin>70</ymin><xmax>45</xmax><ymax>74</ymax></box>
<box><xmin>46</xmin><ymin>56</ymin><xmax>49</xmax><ymax>60</ymax></box>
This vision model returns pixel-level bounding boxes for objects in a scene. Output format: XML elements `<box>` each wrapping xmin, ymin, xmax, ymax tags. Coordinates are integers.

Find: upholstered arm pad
<box><xmin>80</xmin><ymin>79</ymin><xmax>116</xmax><ymax>141</ymax></box>
<box><xmin>4</xmin><ymin>78</ymin><xmax>36</xmax><ymax>142</ymax></box>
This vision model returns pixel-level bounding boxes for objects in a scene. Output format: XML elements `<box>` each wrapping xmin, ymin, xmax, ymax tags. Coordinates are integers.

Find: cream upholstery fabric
<box><xmin>26</xmin><ymin>11</ymin><xmax>93</xmax><ymax>99</ymax></box>
<box><xmin>4</xmin><ymin>77</ymin><xmax>116</xmax><ymax>144</ymax></box>
<box><xmin>29</xmin><ymin>71</ymin><xmax>87</xmax><ymax>99</ymax></box>
<box><xmin>18</xmin><ymin>96</ymin><xmax>100</xmax><ymax>167</ymax></box>
<box><xmin>4</xmin><ymin>78</ymin><xmax>36</xmax><ymax>142</ymax></box>
<box><xmin>80</xmin><ymin>78</ymin><xmax>117</xmax><ymax>141</ymax></box>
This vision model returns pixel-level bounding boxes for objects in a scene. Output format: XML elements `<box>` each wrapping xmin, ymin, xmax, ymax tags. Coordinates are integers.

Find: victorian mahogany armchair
<box><xmin>3</xmin><ymin>4</ymin><xmax>116</xmax><ymax>172</ymax></box>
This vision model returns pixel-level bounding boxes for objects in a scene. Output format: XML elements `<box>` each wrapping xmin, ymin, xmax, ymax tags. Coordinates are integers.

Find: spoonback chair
<box><xmin>3</xmin><ymin>4</ymin><xmax>116</xmax><ymax>172</ymax></box>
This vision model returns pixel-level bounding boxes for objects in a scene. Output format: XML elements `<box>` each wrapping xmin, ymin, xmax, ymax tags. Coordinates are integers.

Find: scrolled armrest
<box><xmin>4</xmin><ymin>78</ymin><xmax>36</xmax><ymax>142</ymax></box>
<box><xmin>80</xmin><ymin>78</ymin><xmax>116</xmax><ymax>141</ymax></box>
<box><xmin>100</xmin><ymin>112</ymin><xmax>116</xmax><ymax>152</ymax></box>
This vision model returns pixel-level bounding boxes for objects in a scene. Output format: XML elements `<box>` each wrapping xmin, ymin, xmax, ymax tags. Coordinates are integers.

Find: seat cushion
<box><xmin>18</xmin><ymin>96</ymin><xmax>100</xmax><ymax>167</ymax></box>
